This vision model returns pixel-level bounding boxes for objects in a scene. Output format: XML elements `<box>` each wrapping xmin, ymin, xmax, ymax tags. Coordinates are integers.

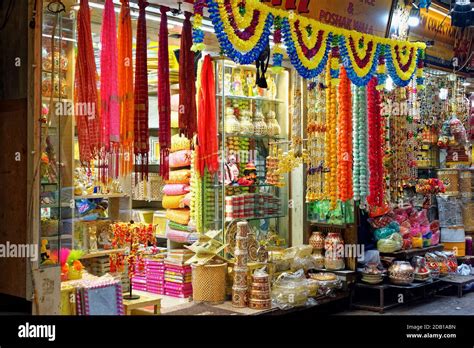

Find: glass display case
<box><xmin>207</xmin><ymin>57</ymin><xmax>290</xmax><ymax>252</ymax></box>
<box><xmin>39</xmin><ymin>7</ymin><xmax>76</xmax><ymax>265</ymax></box>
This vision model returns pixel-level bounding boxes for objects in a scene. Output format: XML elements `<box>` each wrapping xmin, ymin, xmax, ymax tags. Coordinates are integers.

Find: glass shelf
<box><xmin>216</xmin><ymin>94</ymin><xmax>284</xmax><ymax>103</ymax></box>
<box><xmin>220</xmin><ymin>132</ymin><xmax>285</xmax><ymax>140</ymax></box>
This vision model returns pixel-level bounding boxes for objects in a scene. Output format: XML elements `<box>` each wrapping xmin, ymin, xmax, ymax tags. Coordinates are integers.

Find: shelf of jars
<box><xmin>211</xmin><ymin>57</ymin><xmax>290</xmax><ymax>246</ymax></box>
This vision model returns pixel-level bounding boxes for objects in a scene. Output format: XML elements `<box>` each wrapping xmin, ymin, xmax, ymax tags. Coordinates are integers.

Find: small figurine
<box><xmin>243</xmin><ymin>161</ymin><xmax>257</xmax><ymax>184</ymax></box>
<box><xmin>224</xmin><ymin>154</ymin><xmax>240</xmax><ymax>185</ymax></box>
<box><xmin>231</xmin><ymin>71</ymin><xmax>243</xmax><ymax>96</ymax></box>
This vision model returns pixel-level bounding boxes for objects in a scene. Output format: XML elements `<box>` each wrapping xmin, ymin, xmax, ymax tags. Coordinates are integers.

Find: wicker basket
<box><xmin>192</xmin><ymin>261</ymin><xmax>227</xmax><ymax>303</ymax></box>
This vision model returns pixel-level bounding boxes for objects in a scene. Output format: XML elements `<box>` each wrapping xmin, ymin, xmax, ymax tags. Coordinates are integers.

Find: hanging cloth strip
<box><xmin>100</xmin><ymin>0</ymin><xmax>120</xmax><ymax>181</ymax></box>
<box><xmin>196</xmin><ymin>54</ymin><xmax>219</xmax><ymax>176</ymax></box>
<box><xmin>158</xmin><ymin>6</ymin><xmax>171</xmax><ymax>180</ymax></box>
<box><xmin>118</xmin><ymin>0</ymin><xmax>134</xmax><ymax>176</ymax></box>
<box><xmin>134</xmin><ymin>0</ymin><xmax>150</xmax><ymax>181</ymax></box>
<box><xmin>75</xmin><ymin>0</ymin><xmax>100</xmax><ymax>163</ymax></box>
<box><xmin>178</xmin><ymin>11</ymin><xmax>197</xmax><ymax>141</ymax></box>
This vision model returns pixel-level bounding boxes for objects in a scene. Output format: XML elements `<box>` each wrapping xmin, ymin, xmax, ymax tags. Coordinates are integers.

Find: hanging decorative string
<box><xmin>367</xmin><ymin>77</ymin><xmax>384</xmax><ymax>208</ymax></box>
<box><xmin>118</xmin><ymin>0</ymin><xmax>134</xmax><ymax>176</ymax></box>
<box><xmin>196</xmin><ymin>55</ymin><xmax>219</xmax><ymax>176</ymax></box>
<box><xmin>75</xmin><ymin>0</ymin><xmax>100</xmax><ymax>164</ymax></box>
<box><xmin>178</xmin><ymin>11</ymin><xmax>197</xmax><ymax>141</ymax></box>
<box><xmin>133</xmin><ymin>0</ymin><xmax>149</xmax><ymax>181</ymax></box>
<box><xmin>352</xmin><ymin>85</ymin><xmax>369</xmax><ymax>204</ymax></box>
<box><xmin>100</xmin><ymin>0</ymin><xmax>120</xmax><ymax>181</ymax></box>
<box><xmin>158</xmin><ymin>6</ymin><xmax>171</xmax><ymax>180</ymax></box>
<box><xmin>324</xmin><ymin>56</ymin><xmax>338</xmax><ymax>210</ymax></box>
<box><xmin>337</xmin><ymin>66</ymin><xmax>353</xmax><ymax>202</ymax></box>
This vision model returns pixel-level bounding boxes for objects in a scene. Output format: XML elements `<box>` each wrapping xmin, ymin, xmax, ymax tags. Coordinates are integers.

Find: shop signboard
<box><xmin>262</xmin><ymin>0</ymin><xmax>393</xmax><ymax>36</ymax></box>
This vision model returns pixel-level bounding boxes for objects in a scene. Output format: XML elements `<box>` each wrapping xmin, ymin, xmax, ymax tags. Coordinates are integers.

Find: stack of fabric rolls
<box><xmin>163</xmin><ymin>134</ymin><xmax>197</xmax><ymax>244</ymax></box>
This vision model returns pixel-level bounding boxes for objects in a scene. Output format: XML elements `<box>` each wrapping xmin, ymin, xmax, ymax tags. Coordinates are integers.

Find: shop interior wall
<box><xmin>0</xmin><ymin>0</ymin><xmax>30</xmax><ymax>301</ymax></box>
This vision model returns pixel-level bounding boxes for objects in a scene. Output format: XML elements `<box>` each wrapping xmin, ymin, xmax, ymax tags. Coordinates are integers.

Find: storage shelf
<box><xmin>222</xmin><ymin>215</ymin><xmax>285</xmax><ymax>222</ymax></box>
<box><xmin>41</xmin><ymin>203</ymin><xmax>72</xmax><ymax>208</ymax></box>
<box><xmin>216</xmin><ymin>94</ymin><xmax>284</xmax><ymax>103</ymax></box>
<box><xmin>80</xmin><ymin>248</ymin><xmax>127</xmax><ymax>259</ymax></box>
<box><xmin>221</xmin><ymin>133</ymin><xmax>285</xmax><ymax>140</ymax></box>
<box><xmin>75</xmin><ymin>193</ymin><xmax>128</xmax><ymax>200</ymax></box>
<box><xmin>213</xmin><ymin>183</ymin><xmax>278</xmax><ymax>188</ymax></box>
<box><xmin>41</xmin><ymin>97</ymin><xmax>73</xmax><ymax>103</ymax></box>
<box><xmin>41</xmin><ymin>234</ymin><xmax>72</xmax><ymax>240</ymax></box>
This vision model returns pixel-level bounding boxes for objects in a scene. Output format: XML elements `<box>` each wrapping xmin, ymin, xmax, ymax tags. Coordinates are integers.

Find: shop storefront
<box><xmin>3</xmin><ymin>0</ymin><xmax>473</xmax><ymax>316</ymax></box>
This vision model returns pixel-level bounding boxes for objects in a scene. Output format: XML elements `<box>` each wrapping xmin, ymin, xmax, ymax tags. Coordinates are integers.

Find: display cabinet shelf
<box><xmin>75</xmin><ymin>193</ymin><xmax>128</xmax><ymax>200</ymax></box>
<box><xmin>80</xmin><ymin>248</ymin><xmax>128</xmax><ymax>260</ymax></box>
<box><xmin>216</xmin><ymin>94</ymin><xmax>284</xmax><ymax>103</ymax></box>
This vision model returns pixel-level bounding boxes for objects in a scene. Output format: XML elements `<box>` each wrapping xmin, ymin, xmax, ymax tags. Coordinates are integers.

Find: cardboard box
<box><xmin>440</xmin><ymin>226</ymin><xmax>465</xmax><ymax>242</ymax></box>
<box><xmin>442</xmin><ymin>241</ymin><xmax>466</xmax><ymax>257</ymax></box>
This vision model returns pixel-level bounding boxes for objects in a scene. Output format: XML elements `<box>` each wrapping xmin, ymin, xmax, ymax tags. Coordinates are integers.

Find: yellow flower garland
<box><xmin>341</xmin><ymin>32</ymin><xmax>379</xmax><ymax>79</ymax></box>
<box><xmin>388</xmin><ymin>45</ymin><xmax>418</xmax><ymax>82</ymax></box>
<box><xmin>325</xmin><ymin>58</ymin><xmax>338</xmax><ymax>209</ymax></box>
<box><xmin>288</xmin><ymin>17</ymin><xmax>330</xmax><ymax>70</ymax></box>
<box><xmin>216</xmin><ymin>0</ymin><xmax>270</xmax><ymax>52</ymax></box>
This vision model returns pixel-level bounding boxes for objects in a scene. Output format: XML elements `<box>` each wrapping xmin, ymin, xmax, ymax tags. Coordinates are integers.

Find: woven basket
<box><xmin>192</xmin><ymin>261</ymin><xmax>227</xmax><ymax>303</ymax></box>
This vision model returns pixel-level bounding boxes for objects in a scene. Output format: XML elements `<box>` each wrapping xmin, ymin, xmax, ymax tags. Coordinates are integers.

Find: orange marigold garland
<box><xmin>367</xmin><ymin>77</ymin><xmax>384</xmax><ymax>208</ymax></box>
<box><xmin>325</xmin><ymin>55</ymin><xmax>338</xmax><ymax>209</ymax></box>
<box><xmin>337</xmin><ymin>67</ymin><xmax>353</xmax><ymax>202</ymax></box>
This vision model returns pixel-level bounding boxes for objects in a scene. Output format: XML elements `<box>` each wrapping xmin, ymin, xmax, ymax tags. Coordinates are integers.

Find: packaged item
<box><xmin>271</xmin><ymin>270</ymin><xmax>309</xmax><ymax>309</ymax></box>
<box><xmin>377</xmin><ymin>233</ymin><xmax>403</xmax><ymax>252</ymax></box>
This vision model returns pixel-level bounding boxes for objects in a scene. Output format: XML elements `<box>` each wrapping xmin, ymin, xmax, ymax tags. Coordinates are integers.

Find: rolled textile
<box><xmin>162</xmin><ymin>194</ymin><xmax>186</xmax><ymax>209</ymax></box>
<box><xmin>166</xmin><ymin>208</ymin><xmax>190</xmax><ymax>225</ymax></box>
<box><xmin>162</xmin><ymin>184</ymin><xmax>190</xmax><ymax>196</ymax></box>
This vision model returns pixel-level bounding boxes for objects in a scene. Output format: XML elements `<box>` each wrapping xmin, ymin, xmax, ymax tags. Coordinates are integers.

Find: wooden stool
<box><xmin>122</xmin><ymin>290</ymin><xmax>162</xmax><ymax>315</ymax></box>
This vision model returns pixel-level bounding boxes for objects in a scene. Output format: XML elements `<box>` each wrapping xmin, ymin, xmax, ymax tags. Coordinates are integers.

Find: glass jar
<box><xmin>253</xmin><ymin>110</ymin><xmax>268</xmax><ymax>136</ymax></box>
<box><xmin>311</xmin><ymin>250</ymin><xmax>325</xmax><ymax>269</ymax></box>
<box><xmin>224</xmin><ymin>107</ymin><xmax>240</xmax><ymax>134</ymax></box>
<box><xmin>324</xmin><ymin>232</ymin><xmax>344</xmax><ymax>251</ymax></box>
<box><xmin>309</xmin><ymin>232</ymin><xmax>325</xmax><ymax>250</ymax></box>
<box><xmin>239</xmin><ymin>110</ymin><xmax>254</xmax><ymax>134</ymax></box>
<box><xmin>265</xmin><ymin>110</ymin><xmax>281</xmax><ymax>136</ymax></box>
<box><xmin>324</xmin><ymin>250</ymin><xmax>345</xmax><ymax>270</ymax></box>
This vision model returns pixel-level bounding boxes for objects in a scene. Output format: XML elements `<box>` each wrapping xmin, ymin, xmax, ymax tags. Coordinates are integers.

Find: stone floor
<box><xmin>337</xmin><ymin>291</ymin><xmax>474</xmax><ymax>315</ymax></box>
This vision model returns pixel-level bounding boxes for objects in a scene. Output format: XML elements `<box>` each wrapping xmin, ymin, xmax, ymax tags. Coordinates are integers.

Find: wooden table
<box><xmin>122</xmin><ymin>290</ymin><xmax>162</xmax><ymax>315</ymax></box>
<box><xmin>440</xmin><ymin>274</ymin><xmax>474</xmax><ymax>297</ymax></box>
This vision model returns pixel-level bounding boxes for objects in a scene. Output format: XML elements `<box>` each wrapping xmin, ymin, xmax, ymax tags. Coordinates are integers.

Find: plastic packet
<box><xmin>377</xmin><ymin>233</ymin><xmax>402</xmax><ymax>252</ymax></box>
<box><xmin>271</xmin><ymin>270</ymin><xmax>309</xmax><ymax>309</ymax></box>
<box><xmin>290</xmin><ymin>255</ymin><xmax>318</xmax><ymax>272</ymax></box>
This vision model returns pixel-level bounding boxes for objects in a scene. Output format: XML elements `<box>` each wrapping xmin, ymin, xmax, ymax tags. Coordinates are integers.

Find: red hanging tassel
<box><xmin>133</xmin><ymin>0</ymin><xmax>149</xmax><ymax>181</ymax></box>
<box><xmin>367</xmin><ymin>77</ymin><xmax>384</xmax><ymax>208</ymax></box>
<box><xmin>178</xmin><ymin>11</ymin><xmax>197</xmax><ymax>141</ymax></box>
<box><xmin>158</xmin><ymin>6</ymin><xmax>171</xmax><ymax>180</ymax></box>
<box><xmin>75</xmin><ymin>0</ymin><xmax>100</xmax><ymax>163</ymax></box>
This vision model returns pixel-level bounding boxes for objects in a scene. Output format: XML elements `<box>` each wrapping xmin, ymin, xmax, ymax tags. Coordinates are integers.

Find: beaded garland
<box><xmin>352</xmin><ymin>85</ymin><xmax>369</xmax><ymax>204</ymax></box>
<box><xmin>367</xmin><ymin>77</ymin><xmax>384</xmax><ymax>208</ymax></box>
<box><xmin>337</xmin><ymin>67</ymin><xmax>353</xmax><ymax>202</ymax></box>
<box><xmin>325</xmin><ymin>59</ymin><xmax>338</xmax><ymax>210</ymax></box>
<box><xmin>305</xmin><ymin>76</ymin><xmax>326</xmax><ymax>202</ymax></box>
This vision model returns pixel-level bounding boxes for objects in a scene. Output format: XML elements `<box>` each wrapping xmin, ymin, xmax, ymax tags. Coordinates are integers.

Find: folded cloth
<box><xmin>171</xmin><ymin>134</ymin><xmax>191</xmax><ymax>153</ymax></box>
<box><xmin>166</xmin><ymin>208</ymin><xmax>190</xmax><ymax>225</ymax></box>
<box><xmin>169</xmin><ymin>150</ymin><xmax>192</xmax><ymax>168</ymax></box>
<box><xmin>162</xmin><ymin>194</ymin><xmax>186</xmax><ymax>209</ymax></box>
<box><xmin>162</xmin><ymin>184</ymin><xmax>190</xmax><ymax>196</ymax></box>
<box><xmin>182</xmin><ymin>192</ymin><xmax>192</xmax><ymax>207</ymax></box>
<box><xmin>165</xmin><ymin>169</ymin><xmax>191</xmax><ymax>184</ymax></box>
<box><xmin>166</xmin><ymin>228</ymin><xmax>191</xmax><ymax>243</ymax></box>
<box><xmin>168</xmin><ymin>221</ymin><xmax>196</xmax><ymax>232</ymax></box>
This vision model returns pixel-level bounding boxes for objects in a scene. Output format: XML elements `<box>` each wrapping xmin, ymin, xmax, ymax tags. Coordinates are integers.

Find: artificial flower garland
<box><xmin>367</xmin><ymin>77</ymin><xmax>384</xmax><ymax>208</ymax></box>
<box><xmin>191</xmin><ymin>0</ymin><xmax>205</xmax><ymax>52</ymax></box>
<box><xmin>337</xmin><ymin>67</ymin><xmax>353</xmax><ymax>202</ymax></box>
<box><xmin>352</xmin><ymin>85</ymin><xmax>369</xmax><ymax>203</ymax></box>
<box><xmin>199</xmin><ymin>0</ymin><xmax>425</xmax><ymax>86</ymax></box>
<box><xmin>325</xmin><ymin>60</ymin><xmax>338</xmax><ymax>210</ymax></box>
<box><xmin>271</xmin><ymin>16</ymin><xmax>284</xmax><ymax>73</ymax></box>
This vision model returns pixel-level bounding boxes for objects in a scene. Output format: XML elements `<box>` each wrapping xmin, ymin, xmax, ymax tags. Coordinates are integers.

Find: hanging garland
<box><xmin>339</xmin><ymin>32</ymin><xmax>380</xmax><ymax>86</ymax></box>
<box><xmin>337</xmin><ymin>67</ymin><xmax>353</xmax><ymax>202</ymax></box>
<box><xmin>281</xmin><ymin>16</ymin><xmax>331</xmax><ymax>79</ymax></box>
<box><xmin>206</xmin><ymin>0</ymin><xmax>273</xmax><ymax>64</ymax></box>
<box><xmin>367</xmin><ymin>77</ymin><xmax>384</xmax><ymax>208</ymax></box>
<box><xmin>199</xmin><ymin>0</ymin><xmax>425</xmax><ymax>86</ymax></box>
<box><xmin>352</xmin><ymin>85</ymin><xmax>369</xmax><ymax>203</ymax></box>
<box><xmin>271</xmin><ymin>16</ymin><xmax>284</xmax><ymax>73</ymax></box>
<box><xmin>191</xmin><ymin>0</ymin><xmax>205</xmax><ymax>52</ymax></box>
<box><xmin>325</xmin><ymin>59</ymin><xmax>338</xmax><ymax>210</ymax></box>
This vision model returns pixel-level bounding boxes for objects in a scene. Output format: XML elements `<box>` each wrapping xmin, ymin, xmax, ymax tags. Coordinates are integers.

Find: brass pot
<box><xmin>388</xmin><ymin>261</ymin><xmax>414</xmax><ymax>285</ymax></box>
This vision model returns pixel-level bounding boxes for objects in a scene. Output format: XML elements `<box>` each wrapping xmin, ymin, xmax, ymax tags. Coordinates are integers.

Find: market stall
<box><xmin>33</xmin><ymin>0</ymin><xmax>473</xmax><ymax>316</ymax></box>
